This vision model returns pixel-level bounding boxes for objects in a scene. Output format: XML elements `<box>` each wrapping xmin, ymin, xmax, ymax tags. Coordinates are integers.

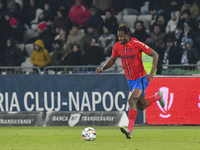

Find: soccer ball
<box><xmin>82</xmin><ymin>127</ymin><xmax>97</xmax><ymax>141</ymax></box>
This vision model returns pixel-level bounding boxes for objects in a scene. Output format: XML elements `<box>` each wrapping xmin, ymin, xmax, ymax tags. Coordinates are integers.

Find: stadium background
<box><xmin>0</xmin><ymin>0</ymin><xmax>200</xmax><ymax>126</ymax></box>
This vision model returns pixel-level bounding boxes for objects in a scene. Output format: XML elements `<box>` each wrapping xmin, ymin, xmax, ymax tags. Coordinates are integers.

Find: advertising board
<box><xmin>146</xmin><ymin>77</ymin><xmax>200</xmax><ymax>124</ymax></box>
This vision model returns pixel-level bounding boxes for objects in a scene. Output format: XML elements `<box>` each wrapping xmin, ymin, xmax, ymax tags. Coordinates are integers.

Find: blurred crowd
<box><xmin>0</xmin><ymin>0</ymin><xmax>200</xmax><ymax>74</ymax></box>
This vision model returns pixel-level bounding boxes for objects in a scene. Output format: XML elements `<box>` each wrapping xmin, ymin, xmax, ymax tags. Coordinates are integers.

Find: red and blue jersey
<box><xmin>112</xmin><ymin>37</ymin><xmax>152</xmax><ymax>80</ymax></box>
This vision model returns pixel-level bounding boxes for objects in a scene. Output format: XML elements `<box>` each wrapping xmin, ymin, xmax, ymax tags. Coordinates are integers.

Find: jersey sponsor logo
<box><xmin>119</xmin><ymin>55</ymin><xmax>136</xmax><ymax>59</ymax></box>
<box><xmin>156</xmin><ymin>87</ymin><xmax>174</xmax><ymax>118</ymax></box>
<box><xmin>145</xmin><ymin>45</ymin><xmax>149</xmax><ymax>49</ymax></box>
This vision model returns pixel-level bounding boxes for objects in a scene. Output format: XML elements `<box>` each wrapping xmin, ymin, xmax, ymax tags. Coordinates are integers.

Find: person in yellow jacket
<box><xmin>30</xmin><ymin>39</ymin><xmax>51</xmax><ymax>69</ymax></box>
<box><xmin>142</xmin><ymin>52</ymin><xmax>157</xmax><ymax>74</ymax></box>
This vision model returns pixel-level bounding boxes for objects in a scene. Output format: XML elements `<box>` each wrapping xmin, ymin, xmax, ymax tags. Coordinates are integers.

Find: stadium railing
<box><xmin>43</xmin><ymin>65</ymin><xmax>124</xmax><ymax>75</ymax></box>
<box><xmin>0</xmin><ymin>64</ymin><xmax>199</xmax><ymax>75</ymax></box>
<box><xmin>0</xmin><ymin>66</ymin><xmax>41</xmax><ymax>75</ymax></box>
<box><xmin>161</xmin><ymin>64</ymin><xmax>200</xmax><ymax>75</ymax></box>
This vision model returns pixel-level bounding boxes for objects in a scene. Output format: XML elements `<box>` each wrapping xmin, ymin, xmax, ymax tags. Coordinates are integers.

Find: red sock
<box><xmin>127</xmin><ymin>109</ymin><xmax>137</xmax><ymax>133</ymax></box>
<box><xmin>146</xmin><ymin>94</ymin><xmax>161</xmax><ymax>107</ymax></box>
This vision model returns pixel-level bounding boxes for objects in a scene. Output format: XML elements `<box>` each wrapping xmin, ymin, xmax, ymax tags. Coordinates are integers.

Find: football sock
<box><xmin>146</xmin><ymin>94</ymin><xmax>161</xmax><ymax>107</ymax></box>
<box><xmin>127</xmin><ymin>109</ymin><xmax>137</xmax><ymax>133</ymax></box>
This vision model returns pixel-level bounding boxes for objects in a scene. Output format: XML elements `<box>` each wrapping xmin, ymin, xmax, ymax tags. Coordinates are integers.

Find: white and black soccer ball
<box><xmin>82</xmin><ymin>127</ymin><xmax>97</xmax><ymax>141</ymax></box>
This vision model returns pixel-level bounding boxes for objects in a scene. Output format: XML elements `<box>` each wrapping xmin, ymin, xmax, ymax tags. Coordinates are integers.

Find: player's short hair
<box><xmin>118</xmin><ymin>25</ymin><xmax>132</xmax><ymax>35</ymax></box>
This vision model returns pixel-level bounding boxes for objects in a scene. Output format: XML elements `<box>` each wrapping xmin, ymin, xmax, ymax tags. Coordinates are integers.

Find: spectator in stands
<box><xmin>5</xmin><ymin>37</ymin><xmax>25</xmax><ymax>66</ymax></box>
<box><xmin>81</xmin><ymin>23</ymin><xmax>99</xmax><ymax>52</ymax></box>
<box><xmin>150</xmin><ymin>24</ymin><xmax>165</xmax><ymax>52</ymax></box>
<box><xmin>85</xmin><ymin>7</ymin><xmax>104</xmax><ymax>34</ymax></box>
<box><xmin>43</xmin><ymin>2</ymin><xmax>55</xmax><ymax>21</ymax></box>
<box><xmin>23</xmin><ymin>0</ymin><xmax>38</xmax><ymax>26</ymax></box>
<box><xmin>0</xmin><ymin>0</ymin><xmax>7</xmax><ymax>15</ymax></box>
<box><xmin>68</xmin><ymin>0</ymin><xmax>90</xmax><ymax>28</ymax></box>
<box><xmin>132</xmin><ymin>20</ymin><xmax>151</xmax><ymax>42</ymax></box>
<box><xmin>148</xmin><ymin>0</ymin><xmax>167</xmax><ymax>17</ymax></box>
<box><xmin>83</xmin><ymin>0</ymin><xmax>93</xmax><ymax>8</ymax></box>
<box><xmin>62</xmin><ymin>44</ymin><xmax>82</xmax><ymax>65</ymax></box>
<box><xmin>65</xmin><ymin>23</ymin><xmax>85</xmax><ymax>52</ymax></box>
<box><xmin>176</xmin><ymin>9</ymin><xmax>196</xmax><ymax>33</ymax></box>
<box><xmin>180</xmin><ymin>0</ymin><xmax>199</xmax><ymax>20</ymax></box>
<box><xmin>61</xmin><ymin>0</ymin><xmax>74</xmax><ymax>12</ymax></box>
<box><xmin>30</xmin><ymin>39</ymin><xmax>51</xmax><ymax>69</ymax></box>
<box><xmin>43</xmin><ymin>0</ymin><xmax>64</xmax><ymax>17</ymax></box>
<box><xmin>81</xmin><ymin>38</ymin><xmax>105</xmax><ymax>65</ymax></box>
<box><xmin>30</xmin><ymin>8</ymin><xmax>45</xmax><ymax>31</ymax></box>
<box><xmin>7</xmin><ymin>1</ymin><xmax>25</xmax><ymax>25</ymax></box>
<box><xmin>14</xmin><ymin>0</ymin><xmax>23</xmax><ymax>9</ymax></box>
<box><xmin>50</xmin><ymin>39</ymin><xmax>66</xmax><ymax>66</ymax></box>
<box><xmin>165</xmin><ymin>0</ymin><xmax>182</xmax><ymax>19</ymax></box>
<box><xmin>161</xmin><ymin>36</ymin><xmax>181</xmax><ymax>70</ymax></box>
<box><xmin>144</xmin><ymin>37</ymin><xmax>155</xmax><ymax>49</ymax></box>
<box><xmin>150</xmin><ymin>12</ymin><xmax>168</xmax><ymax>33</ymax></box>
<box><xmin>180</xmin><ymin>38</ymin><xmax>200</xmax><ymax>66</ymax></box>
<box><xmin>143</xmin><ymin>37</ymin><xmax>163</xmax><ymax>74</ymax></box>
<box><xmin>110</xmin><ymin>0</ymin><xmax>124</xmax><ymax>15</ymax></box>
<box><xmin>44</xmin><ymin>16</ymin><xmax>55</xmax><ymax>37</ymax></box>
<box><xmin>166</xmin><ymin>11</ymin><xmax>180</xmax><ymax>34</ymax></box>
<box><xmin>117</xmin><ymin>0</ymin><xmax>145</xmax><ymax>18</ymax></box>
<box><xmin>98</xmin><ymin>24</ymin><xmax>116</xmax><ymax>56</ymax></box>
<box><xmin>54</xmin><ymin>7</ymin><xmax>71</xmax><ymax>35</ymax></box>
<box><xmin>23</xmin><ymin>8</ymin><xmax>45</xmax><ymax>42</ymax></box>
<box><xmin>177</xmin><ymin>21</ymin><xmax>195</xmax><ymax>49</ymax></box>
<box><xmin>104</xmin><ymin>10</ymin><xmax>118</xmax><ymax>35</ymax></box>
<box><xmin>0</xmin><ymin>12</ymin><xmax>8</xmax><ymax>64</ymax></box>
<box><xmin>195</xmin><ymin>20</ymin><xmax>200</xmax><ymax>55</ymax></box>
<box><xmin>4</xmin><ymin>12</ymin><xmax>24</xmax><ymax>43</ymax></box>
<box><xmin>54</xmin><ymin>26</ymin><xmax>68</xmax><ymax>49</ymax></box>
<box><xmin>195</xmin><ymin>0</ymin><xmax>200</xmax><ymax>9</ymax></box>
<box><xmin>92</xmin><ymin>0</ymin><xmax>112</xmax><ymax>15</ymax></box>
<box><xmin>27</xmin><ymin>22</ymin><xmax>54</xmax><ymax>52</ymax></box>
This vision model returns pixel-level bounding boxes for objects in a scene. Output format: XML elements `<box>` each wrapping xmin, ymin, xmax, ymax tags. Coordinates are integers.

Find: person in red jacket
<box><xmin>68</xmin><ymin>0</ymin><xmax>90</xmax><ymax>28</ymax></box>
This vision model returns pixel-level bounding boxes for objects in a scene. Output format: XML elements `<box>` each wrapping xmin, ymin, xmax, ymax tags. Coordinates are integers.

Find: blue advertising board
<box><xmin>0</xmin><ymin>74</ymin><xmax>143</xmax><ymax>124</ymax></box>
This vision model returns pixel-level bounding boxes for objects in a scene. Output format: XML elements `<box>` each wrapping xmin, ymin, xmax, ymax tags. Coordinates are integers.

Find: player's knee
<box><xmin>128</xmin><ymin>97</ymin><xmax>138</xmax><ymax>106</ymax></box>
<box><xmin>137</xmin><ymin>103</ymin><xmax>148</xmax><ymax>111</ymax></box>
<box><xmin>137</xmin><ymin>105</ymin><xmax>145</xmax><ymax>111</ymax></box>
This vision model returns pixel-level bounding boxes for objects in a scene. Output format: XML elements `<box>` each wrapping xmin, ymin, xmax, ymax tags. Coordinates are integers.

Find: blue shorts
<box><xmin>127</xmin><ymin>76</ymin><xmax>149</xmax><ymax>97</ymax></box>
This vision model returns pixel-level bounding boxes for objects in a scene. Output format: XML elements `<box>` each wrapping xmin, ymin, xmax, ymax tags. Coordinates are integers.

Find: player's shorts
<box><xmin>127</xmin><ymin>76</ymin><xmax>149</xmax><ymax>97</ymax></box>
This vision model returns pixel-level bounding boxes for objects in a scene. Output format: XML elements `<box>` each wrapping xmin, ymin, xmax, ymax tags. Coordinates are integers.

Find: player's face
<box><xmin>117</xmin><ymin>31</ymin><xmax>129</xmax><ymax>44</ymax></box>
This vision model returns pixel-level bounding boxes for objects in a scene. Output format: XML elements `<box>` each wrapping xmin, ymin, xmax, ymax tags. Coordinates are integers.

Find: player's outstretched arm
<box><xmin>146</xmin><ymin>49</ymin><xmax>159</xmax><ymax>81</ymax></box>
<box><xmin>96</xmin><ymin>56</ymin><xmax>117</xmax><ymax>74</ymax></box>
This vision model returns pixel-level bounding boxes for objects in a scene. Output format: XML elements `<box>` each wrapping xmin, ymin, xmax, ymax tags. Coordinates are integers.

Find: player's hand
<box><xmin>96</xmin><ymin>67</ymin><xmax>103</xmax><ymax>74</ymax></box>
<box><xmin>146</xmin><ymin>73</ymin><xmax>154</xmax><ymax>82</ymax></box>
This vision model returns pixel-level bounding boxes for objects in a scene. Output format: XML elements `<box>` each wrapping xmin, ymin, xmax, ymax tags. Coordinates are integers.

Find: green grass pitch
<box><xmin>0</xmin><ymin>126</ymin><xmax>200</xmax><ymax>150</ymax></box>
